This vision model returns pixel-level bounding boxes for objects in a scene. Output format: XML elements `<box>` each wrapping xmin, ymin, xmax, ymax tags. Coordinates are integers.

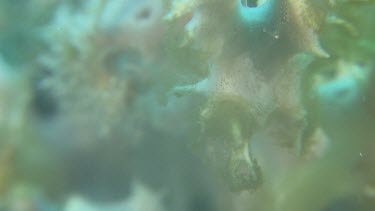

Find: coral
<box><xmin>168</xmin><ymin>0</ymin><xmax>326</xmax><ymax>191</ymax></box>
<box><xmin>40</xmin><ymin>0</ymin><xmax>166</xmax><ymax>140</ymax></box>
<box><xmin>278</xmin><ymin>1</ymin><xmax>375</xmax><ymax>210</ymax></box>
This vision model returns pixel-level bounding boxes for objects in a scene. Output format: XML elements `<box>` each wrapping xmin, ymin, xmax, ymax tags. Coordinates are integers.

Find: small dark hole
<box><xmin>335</xmin><ymin>88</ymin><xmax>350</xmax><ymax>98</ymax></box>
<box><xmin>241</xmin><ymin>0</ymin><xmax>259</xmax><ymax>7</ymax></box>
<box><xmin>136</xmin><ymin>8</ymin><xmax>152</xmax><ymax>20</ymax></box>
<box><xmin>33</xmin><ymin>84</ymin><xmax>58</xmax><ymax>118</ymax></box>
<box><xmin>105</xmin><ymin>48</ymin><xmax>142</xmax><ymax>75</ymax></box>
<box><xmin>322</xmin><ymin>69</ymin><xmax>337</xmax><ymax>80</ymax></box>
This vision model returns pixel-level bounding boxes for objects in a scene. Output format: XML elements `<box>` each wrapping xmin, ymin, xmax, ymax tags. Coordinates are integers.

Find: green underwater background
<box><xmin>0</xmin><ymin>0</ymin><xmax>375</xmax><ymax>210</ymax></box>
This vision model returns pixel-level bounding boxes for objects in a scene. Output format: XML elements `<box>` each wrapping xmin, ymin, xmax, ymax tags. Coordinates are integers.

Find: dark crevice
<box><xmin>241</xmin><ymin>0</ymin><xmax>260</xmax><ymax>8</ymax></box>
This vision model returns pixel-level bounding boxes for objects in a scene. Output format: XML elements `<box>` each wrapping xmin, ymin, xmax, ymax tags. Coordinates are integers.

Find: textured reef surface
<box><xmin>0</xmin><ymin>0</ymin><xmax>375</xmax><ymax>211</ymax></box>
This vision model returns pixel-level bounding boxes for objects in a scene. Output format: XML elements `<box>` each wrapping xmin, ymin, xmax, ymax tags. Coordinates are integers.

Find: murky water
<box><xmin>0</xmin><ymin>0</ymin><xmax>374</xmax><ymax>210</ymax></box>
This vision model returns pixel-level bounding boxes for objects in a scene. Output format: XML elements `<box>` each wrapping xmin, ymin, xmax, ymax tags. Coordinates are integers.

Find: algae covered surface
<box><xmin>0</xmin><ymin>0</ymin><xmax>374</xmax><ymax>210</ymax></box>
